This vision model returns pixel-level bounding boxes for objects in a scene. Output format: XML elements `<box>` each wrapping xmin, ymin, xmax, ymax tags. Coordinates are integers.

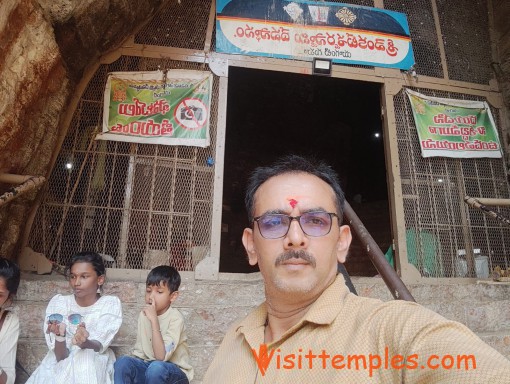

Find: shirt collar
<box><xmin>235</xmin><ymin>274</ymin><xmax>351</xmax><ymax>338</ymax></box>
<box><xmin>300</xmin><ymin>273</ymin><xmax>350</xmax><ymax>325</ymax></box>
<box><xmin>158</xmin><ymin>305</ymin><xmax>175</xmax><ymax>320</ymax></box>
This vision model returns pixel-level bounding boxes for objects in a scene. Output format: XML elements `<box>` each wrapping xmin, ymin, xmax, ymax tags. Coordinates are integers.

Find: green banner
<box><xmin>406</xmin><ymin>89</ymin><xmax>501</xmax><ymax>158</ymax></box>
<box><xmin>97</xmin><ymin>70</ymin><xmax>212</xmax><ymax>147</ymax></box>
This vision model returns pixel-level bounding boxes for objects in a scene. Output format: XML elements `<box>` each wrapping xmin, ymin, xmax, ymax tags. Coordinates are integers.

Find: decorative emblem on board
<box><xmin>336</xmin><ymin>7</ymin><xmax>356</xmax><ymax>25</ymax></box>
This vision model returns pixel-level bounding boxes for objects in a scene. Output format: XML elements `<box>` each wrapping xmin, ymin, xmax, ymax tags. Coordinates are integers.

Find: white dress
<box><xmin>26</xmin><ymin>294</ymin><xmax>122</xmax><ymax>384</ymax></box>
<box><xmin>0</xmin><ymin>310</ymin><xmax>20</xmax><ymax>384</ymax></box>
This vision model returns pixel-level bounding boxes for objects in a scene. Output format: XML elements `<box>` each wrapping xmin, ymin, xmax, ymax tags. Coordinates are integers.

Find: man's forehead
<box><xmin>254</xmin><ymin>172</ymin><xmax>336</xmax><ymax>209</ymax></box>
<box><xmin>258</xmin><ymin>171</ymin><xmax>330</xmax><ymax>189</ymax></box>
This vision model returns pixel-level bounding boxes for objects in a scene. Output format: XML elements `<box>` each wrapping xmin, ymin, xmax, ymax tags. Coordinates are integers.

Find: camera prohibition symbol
<box><xmin>174</xmin><ymin>98</ymin><xmax>208</xmax><ymax>130</ymax></box>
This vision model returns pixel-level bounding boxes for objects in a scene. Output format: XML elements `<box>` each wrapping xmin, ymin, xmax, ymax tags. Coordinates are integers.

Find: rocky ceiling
<box><xmin>0</xmin><ymin>0</ymin><xmax>170</xmax><ymax>258</ymax></box>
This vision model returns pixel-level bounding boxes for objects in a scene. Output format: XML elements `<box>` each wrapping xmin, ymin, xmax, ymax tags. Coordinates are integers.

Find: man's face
<box><xmin>242</xmin><ymin>172</ymin><xmax>352</xmax><ymax>297</ymax></box>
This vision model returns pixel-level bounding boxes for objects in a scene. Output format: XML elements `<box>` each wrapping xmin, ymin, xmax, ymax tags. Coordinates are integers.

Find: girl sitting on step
<box><xmin>26</xmin><ymin>251</ymin><xmax>122</xmax><ymax>384</ymax></box>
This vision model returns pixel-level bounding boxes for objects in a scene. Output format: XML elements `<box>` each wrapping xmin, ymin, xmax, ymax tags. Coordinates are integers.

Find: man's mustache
<box><xmin>275</xmin><ymin>250</ymin><xmax>316</xmax><ymax>268</ymax></box>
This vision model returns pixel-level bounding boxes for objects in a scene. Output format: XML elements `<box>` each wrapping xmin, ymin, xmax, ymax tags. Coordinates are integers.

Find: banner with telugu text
<box><xmin>97</xmin><ymin>70</ymin><xmax>212</xmax><ymax>147</ymax></box>
<box><xmin>216</xmin><ymin>0</ymin><xmax>414</xmax><ymax>69</ymax></box>
<box><xmin>406</xmin><ymin>89</ymin><xmax>501</xmax><ymax>158</ymax></box>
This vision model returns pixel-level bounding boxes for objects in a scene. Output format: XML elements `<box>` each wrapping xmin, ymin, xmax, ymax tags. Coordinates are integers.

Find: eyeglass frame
<box><xmin>253</xmin><ymin>211</ymin><xmax>340</xmax><ymax>239</ymax></box>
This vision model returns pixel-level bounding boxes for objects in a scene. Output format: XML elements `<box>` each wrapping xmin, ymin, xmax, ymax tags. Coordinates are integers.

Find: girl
<box><xmin>0</xmin><ymin>257</ymin><xmax>21</xmax><ymax>384</ymax></box>
<box><xmin>27</xmin><ymin>251</ymin><xmax>122</xmax><ymax>384</ymax></box>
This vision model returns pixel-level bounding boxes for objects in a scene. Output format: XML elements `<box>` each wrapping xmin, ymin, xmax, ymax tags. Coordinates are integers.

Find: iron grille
<box><xmin>210</xmin><ymin>21</ymin><xmax>217</xmax><ymax>52</ymax></box>
<box><xmin>29</xmin><ymin>56</ymin><xmax>219</xmax><ymax>271</ymax></box>
<box><xmin>134</xmin><ymin>0</ymin><xmax>212</xmax><ymax>50</ymax></box>
<box><xmin>394</xmin><ymin>88</ymin><xmax>510</xmax><ymax>277</ymax></box>
<box><xmin>436</xmin><ymin>0</ymin><xmax>493</xmax><ymax>84</ymax></box>
<box><xmin>384</xmin><ymin>0</ymin><xmax>443</xmax><ymax>78</ymax></box>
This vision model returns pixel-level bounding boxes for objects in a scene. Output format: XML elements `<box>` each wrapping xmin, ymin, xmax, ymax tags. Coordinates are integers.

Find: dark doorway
<box><xmin>220</xmin><ymin>67</ymin><xmax>391</xmax><ymax>276</ymax></box>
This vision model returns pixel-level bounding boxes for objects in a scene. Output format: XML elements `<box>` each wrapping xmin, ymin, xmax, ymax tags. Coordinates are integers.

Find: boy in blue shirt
<box><xmin>114</xmin><ymin>266</ymin><xmax>193</xmax><ymax>383</ymax></box>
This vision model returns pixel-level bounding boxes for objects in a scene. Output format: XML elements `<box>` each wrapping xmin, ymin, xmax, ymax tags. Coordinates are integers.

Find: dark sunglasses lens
<box><xmin>68</xmin><ymin>314</ymin><xmax>83</xmax><ymax>325</ymax></box>
<box><xmin>48</xmin><ymin>313</ymin><xmax>63</xmax><ymax>324</ymax></box>
<box><xmin>300</xmin><ymin>212</ymin><xmax>332</xmax><ymax>236</ymax></box>
<box><xmin>258</xmin><ymin>215</ymin><xmax>289</xmax><ymax>238</ymax></box>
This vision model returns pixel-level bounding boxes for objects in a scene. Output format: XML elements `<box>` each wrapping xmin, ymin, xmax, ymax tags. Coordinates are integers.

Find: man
<box><xmin>203</xmin><ymin>155</ymin><xmax>510</xmax><ymax>383</ymax></box>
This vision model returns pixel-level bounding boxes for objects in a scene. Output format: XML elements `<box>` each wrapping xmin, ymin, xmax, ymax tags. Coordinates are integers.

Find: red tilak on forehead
<box><xmin>289</xmin><ymin>198</ymin><xmax>298</xmax><ymax>208</ymax></box>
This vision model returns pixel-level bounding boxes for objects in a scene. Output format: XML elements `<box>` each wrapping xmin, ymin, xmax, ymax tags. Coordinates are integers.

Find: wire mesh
<box><xmin>26</xmin><ymin>1</ymin><xmax>507</xmax><ymax>278</ymax></box>
<box><xmin>436</xmin><ymin>0</ymin><xmax>493</xmax><ymax>84</ymax></box>
<box><xmin>29</xmin><ymin>57</ymin><xmax>219</xmax><ymax>271</ymax></box>
<box><xmin>384</xmin><ymin>0</ymin><xmax>443</xmax><ymax>78</ymax></box>
<box><xmin>394</xmin><ymin>88</ymin><xmax>510</xmax><ymax>277</ymax></box>
<box><xmin>134</xmin><ymin>0</ymin><xmax>212</xmax><ymax>50</ymax></box>
<box><xmin>210</xmin><ymin>20</ymin><xmax>217</xmax><ymax>52</ymax></box>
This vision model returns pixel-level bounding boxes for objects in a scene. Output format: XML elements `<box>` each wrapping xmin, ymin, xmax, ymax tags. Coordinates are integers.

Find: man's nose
<box><xmin>284</xmin><ymin>218</ymin><xmax>307</xmax><ymax>248</ymax></box>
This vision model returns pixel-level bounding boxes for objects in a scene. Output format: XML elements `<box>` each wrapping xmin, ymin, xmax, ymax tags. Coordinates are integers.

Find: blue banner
<box><xmin>216</xmin><ymin>0</ymin><xmax>415</xmax><ymax>70</ymax></box>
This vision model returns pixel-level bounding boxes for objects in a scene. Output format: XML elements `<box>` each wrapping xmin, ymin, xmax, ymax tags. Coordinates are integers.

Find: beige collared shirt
<box><xmin>132</xmin><ymin>306</ymin><xmax>194</xmax><ymax>381</ymax></box>
<box><xmin>203</xmin><ymin>275</ymin><xmax>510</xmax><ymax>383</ymax></box>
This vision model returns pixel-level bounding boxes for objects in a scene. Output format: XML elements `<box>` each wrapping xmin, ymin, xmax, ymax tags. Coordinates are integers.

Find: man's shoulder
<box><xmin>344</xmin><ymin>293</ymin><xmax>436</xmax><ymax>319</ymax></box>
<box><xmin>339</xmin><ymin>293</ymin><xmax>453</xmax><ymax>337</ymax></box>
<box><xmin>345</xmin><ymin>293</ymin><xmax>417</xmax><ymax>306</ymax></box>
<box><xmin>219</xmin><ymin>303</ymin><xmax>265</xmax><ymax>343</ymax></box>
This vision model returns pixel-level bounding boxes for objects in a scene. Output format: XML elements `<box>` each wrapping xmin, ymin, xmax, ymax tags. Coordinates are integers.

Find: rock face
<box><xmin>0</xmin><ymin>0</ymin><xmax>168</xmax><ymax>259</ymax></box>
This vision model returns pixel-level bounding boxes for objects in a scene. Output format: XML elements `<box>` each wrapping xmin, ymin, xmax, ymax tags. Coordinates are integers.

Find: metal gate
<box><xmin>28</xmin><ymin>57</ymin><xmax>219</xmax><ymax>270</ymax></box>
<box><xmin>28</xmin><ymin>0</ymin><xmax>218</xmax><ymax>271</ymax></box>
<box><xmin>394</xmin><ymin>88</ymin><xmax>510</xmax><ymax>277</ymax></box>
<box><xmin>26</xmin><ymin>0</ymin><xmax>509</xmax><ymax>277</ymax></box>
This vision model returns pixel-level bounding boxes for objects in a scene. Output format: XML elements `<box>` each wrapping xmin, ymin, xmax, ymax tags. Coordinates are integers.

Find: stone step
<box><xmin>12</xmin><ymin>273</ymin><xmax>510</xmax><ymax>383</ymax></box>
<box><xmin>478</xmin><ymin>331</ymin><xmax>510</xmax><ymax>359</ymax></box>
<box><xmin>14</xmin><ymin>341</ymin><xmax>214</xmax><ymax>384</ymax></box>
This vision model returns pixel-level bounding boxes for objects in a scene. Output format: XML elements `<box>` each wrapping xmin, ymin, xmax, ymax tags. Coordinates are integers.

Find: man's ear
<box><xmin>242</xmin><ymin>228</ymin><xmax>258</xmax><ymax>266</ymax></box>
<box><xmin>170</xmin><ymin>291</ymin><xmax>179</xmax><ymax>303</ymax></box>
<box><xmin>336</xmin><ymin>225</ymin><xmax>352</xmax><ymax>264</ymax></box>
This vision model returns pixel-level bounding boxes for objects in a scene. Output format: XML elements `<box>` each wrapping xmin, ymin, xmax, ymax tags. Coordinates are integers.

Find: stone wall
<box><xmin>13</xmin><ymin>273</ymin><xmax>510</xmax><ymax>383</ymax></box>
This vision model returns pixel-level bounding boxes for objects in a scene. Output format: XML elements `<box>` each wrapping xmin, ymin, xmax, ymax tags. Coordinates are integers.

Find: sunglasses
<box><xmin>253</xmin><ymin>212</ymin><xmax>339</xmax><ymax>239</ymax></box>
<box><xmin>48</xmin><ymin>313</ymin><xmax>83</xmax><ymax>325</ymax></box>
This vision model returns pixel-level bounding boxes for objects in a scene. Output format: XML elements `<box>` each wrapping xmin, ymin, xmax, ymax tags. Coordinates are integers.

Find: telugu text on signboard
<box><xmin>97</xmin><ymin>70</ymin><xmax>212</xmax><ymax>147</ymax></box>
<box><xmin>216</xmin><ymin>0</ymin><xmax>414</xmax><ymax>70</ymax></box>
<box><xmin>406</xmin><ymin>89</ymin><xmax>501</xmax><ymax>158</ymax></box>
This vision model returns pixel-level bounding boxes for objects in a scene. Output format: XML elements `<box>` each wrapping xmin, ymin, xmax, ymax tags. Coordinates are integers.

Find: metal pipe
<box><xmin>0</xmin><ymin>173</ymin><xmax>33</xmax><ymax>184</ymax></box>
<box><xmin>343</xmin><ymin>201</ymin><xmax>415</xmax><ymax>302</ymax></box>
<box><xmin>464</xmin><ymin>196</ymin><xmax>510</xmax><ymax>227</ymax></box>
<box><xmin>0</xmin><ymin>176</ymin><xmax>46</xmax><ymax>207</ymax></box>
<box><xmin>466</xmin><ymin>197</ymin><xmax>510</xmax><ymax>207</ymax></box>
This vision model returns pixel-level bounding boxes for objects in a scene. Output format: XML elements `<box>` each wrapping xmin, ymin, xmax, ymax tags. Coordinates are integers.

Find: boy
<box><xmin>114</xmin><ymin>266</ymin><xmax>193</xmax><ymax>383</ymax></box>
